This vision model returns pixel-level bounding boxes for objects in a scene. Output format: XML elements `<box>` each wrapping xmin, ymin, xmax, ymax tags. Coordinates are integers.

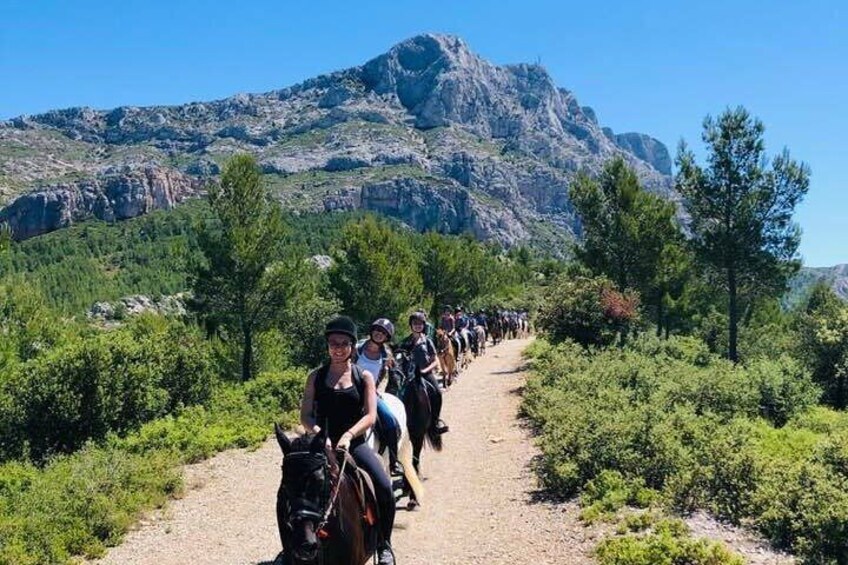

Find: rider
<box><xmin>356</xmin><ymin>318</ymin><xmax>402</xmax><ymax>476</ymax></box>
<box><xmin>455</xmin><ymin>306</ymin><xmax>470</xmax><ymax>352</ymax></box>
<box><xmin>401</xmin><ymin>311</ymin><xmax>449</xmax><ymax>434</ymax></box>
<box><xmin>300</xmin><ymin>316</ymin><xmax>395</xmax><ymax>565</ymax></box>
<box><xmin>439</xmin><ymin>305</ymin><xmax>455</xmax><ymax>335</ymax></box>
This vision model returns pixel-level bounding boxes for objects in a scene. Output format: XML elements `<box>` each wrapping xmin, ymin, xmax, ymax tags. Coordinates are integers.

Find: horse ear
<box><xmin>310</xmin><ymin>429</ymin><xmax>326</xmax><ymax>453</ymax></box>
<box><xmin>275</xmin><ymin>423</ymin><xmax>292</xmax><ymax>455</ymax></box>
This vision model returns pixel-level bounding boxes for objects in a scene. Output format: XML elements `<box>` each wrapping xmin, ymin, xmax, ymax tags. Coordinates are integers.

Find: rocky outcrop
<box><xmin>0</xmin><ymin>166</ymin><xmax>201</xmax><ymax>240</ymax></box>
<box><xmin>610</xmin><ymin>132</ymin><xmax>672</xmax><ymax>175</ymax></box>
<box><xmin>0</xmin><ymin>33</ymin><xmax>674</xmax><ymax>250</ymax></box>
<box><xmin>88</xmin><ymin>293</ymin><xmax>189</xmax><ymax>324</ymax></box>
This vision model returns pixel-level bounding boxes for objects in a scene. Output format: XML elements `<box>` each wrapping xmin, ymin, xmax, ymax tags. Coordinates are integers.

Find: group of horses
<box><xmin>273</xmin><ymin>317</ymin><xmax>529</xmax><ymax>564</ymax></box>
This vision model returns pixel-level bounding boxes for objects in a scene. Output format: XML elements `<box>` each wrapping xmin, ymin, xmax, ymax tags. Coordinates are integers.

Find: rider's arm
<box><xmin>422</xmin><ymin>339</ymin><xmax>440</xmax><ymax>374</ymax></box>
<box><xmin>300</xmin><ymin>370</ymin><xmax>320</xmax><ymax>434</ymax></box>
<box><xmin>344</xmin><ymin>370</ymin><xmax>378</xmax><ymax>440</ymax></box>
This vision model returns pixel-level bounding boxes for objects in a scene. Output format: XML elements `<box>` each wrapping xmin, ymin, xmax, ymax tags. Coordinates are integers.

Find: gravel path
<box><xmin>92</xmin><ymin>337</ymin><xmax>793</xmax><ymax>564</ymax></box>
<box><xmin>94</xmin><ymin>338</ymin><xmax>597</xmax><ymax>565</ymax></box>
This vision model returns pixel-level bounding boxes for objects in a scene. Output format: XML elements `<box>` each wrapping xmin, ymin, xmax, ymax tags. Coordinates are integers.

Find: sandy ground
<box><xmin>93</xmin><ymin>337</ymin><xmax>794</xmax><ymax>565</ymax></box>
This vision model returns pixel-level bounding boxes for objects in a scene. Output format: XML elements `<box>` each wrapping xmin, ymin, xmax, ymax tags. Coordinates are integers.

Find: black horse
<box><xmin>275</xmin><ymin>426</ymin><xmax>378</xmax><ymax>565</ymax></box>
<box><xmin>389</xmin><ymin>350</ymin><xmax>442</xmax><ymax>481</ymax></box>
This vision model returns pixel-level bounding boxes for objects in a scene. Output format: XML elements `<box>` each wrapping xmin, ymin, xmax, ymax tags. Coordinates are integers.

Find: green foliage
<box><xmin>117</xmin><ymin>369</ymin><xmax>302</xmax><ymax>463</ymax></box>
<box><xmin>524</xmin><ymin>337</ymin><xmax>846</xmax><ymax>562</ymax></box>
<box><xmin>579</xmin><ymin>470</ymin><xmax>658</xmax><ymax>523</ymax></box>
<box><xmin>535</xmin><ymin>274</ymin><xmax>639</xmax><ymax>347</ymax></box>
<box><xmin>0</xmin><ymin>365</ymin><xmax>303</xmax><ymax>564</ymax></box>
<box><xmin>0</xmin><ymin>279</ymin><xmax>64</xmax><ymax>373</ymax></box>
<box><xmin>193</xmin><ymin>154</ymin><xmax>295</xmax><ymax>381</ymax></box>
<box><xmin>569</xmin><ymin>158</ymin><xmax>690</xmax><ymax>336</ymax></box>
<box><xmin>329</xmin><ymin>216</ymin><xmax>424</xmax><ymax>327</ymax></box>
<box><xmin>0</xmin><ymin>446</ymin><xmax>180</xmax><ymax>564</ymax></box>
<box><xmin>676</xmin><ymin>106</ymin><xmax>810</xmax><ymax>361</ymax></box>
<box><xmin>0</xmin><ymin>316</ymin><xmax>216</xmax><ymax>462</ymax></box>
<box><xmin>596</xmin><ymin>519</ymin><xmax>744</xmax><ymax>565</ymax></box>
<box><xmin>796</xmin><ymin>285</ymin><xmax>848</xmax><ymax>408</ymax></box>
<box><xmin>418</xmin><ymin>232</ymin><xmax>519</xmax><ymax>318</ymax></box>
<box><xmin>1</xmin><ymin>202</ymin><xmax>209</xmax><ymax>315</ymax></box>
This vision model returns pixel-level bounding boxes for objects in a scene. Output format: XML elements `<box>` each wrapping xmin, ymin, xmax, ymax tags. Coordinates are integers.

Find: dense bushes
<box><xmin>0</xmin><ymin>315</ymin><xmax>217</xmax><ymax>462</ymax></box>
<box><xmin>535</xmin><ymin>274</ymin><xmax>639</xmax><ymax>347</ymax></box>
<box><xmin>595</xmin><ymin>518</ymin><xmax>744</xmax><ymax>565</ymax></box>
<box><xmin>524</xmin><ymin>337</ymin><xmax>848</xmax><ymax>563</ymax></box>
<box><xmin>0</xmin><ymin>367</ymin><xmax>303</xmax><ymax>564</ymax></box>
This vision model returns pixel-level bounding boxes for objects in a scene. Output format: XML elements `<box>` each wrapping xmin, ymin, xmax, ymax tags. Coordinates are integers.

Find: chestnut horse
<box><xmin>435</xmin><ymin>329</ymin><xmax>457</xmax><ymax>387</ymax></box>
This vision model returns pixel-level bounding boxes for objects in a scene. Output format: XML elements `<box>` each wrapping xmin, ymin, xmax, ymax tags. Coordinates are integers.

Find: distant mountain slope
<box><xmin>785</xmin><ymin>264</ymin><xmax>848</xmax><ymax>308</ymax></box>
<box><xmin>0</xmin><ymin>34</ymin><xmax>672</xmax><ymax>249</ymax></box>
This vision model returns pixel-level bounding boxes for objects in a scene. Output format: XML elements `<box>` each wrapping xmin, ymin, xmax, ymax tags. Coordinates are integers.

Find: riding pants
<box><xmin>375</xmin><ymin>397</ymin><xmax>400</xmax><ymax>467</ymax></box>
<box><xmin>350</xmin><ymin>441</ymin><xmax>395</xmax><ymax>545</ymax></box>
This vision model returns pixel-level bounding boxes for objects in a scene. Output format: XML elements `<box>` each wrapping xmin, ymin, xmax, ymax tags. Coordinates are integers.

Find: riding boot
<box><xmin>388</xmin><ymin>437</ymin><xmax>402</xmax><ymax>475</ymax></box>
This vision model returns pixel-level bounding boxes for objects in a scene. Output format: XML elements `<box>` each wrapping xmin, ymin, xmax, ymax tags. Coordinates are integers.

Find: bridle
<box><xmin>282</xmin><ymin>449</ymin><xmax>349</xmax><ymax>539</ymax></box>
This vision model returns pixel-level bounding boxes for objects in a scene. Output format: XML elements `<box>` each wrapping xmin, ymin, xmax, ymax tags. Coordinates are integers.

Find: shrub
<box><xmin>536</xmin><ymin>274</ymin><xmax>639</xmax><ymax>347</ymax></box>
<box><xmin>0</xmin><ymin>317</ymin><xmax>216</xmax><ymax>462</ymax></box>
<box><xmin>0</xmin><ymin>446</ymin><xmax>180</xmax><ymax>564</ymax></box>
<box><xmin>746</xmin><ymin>356</ymin><xmax>820</xmax><ymax>427</ymax></box>
<box><xmin>596</xmin><ymin>519</ymin><xmax>744</xmax><ymax>565</ymax></box>
<box><xmin>524</xmin><ymin>337</ymin><xmax>848</xmax><ymax>563</ymax></box>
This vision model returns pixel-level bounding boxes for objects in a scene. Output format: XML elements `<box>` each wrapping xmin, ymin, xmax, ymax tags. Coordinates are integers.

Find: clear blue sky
<box><xmin>2</xmin><ymin>0</ymin><xmax>845</xmax><ymax>266</ymax></box>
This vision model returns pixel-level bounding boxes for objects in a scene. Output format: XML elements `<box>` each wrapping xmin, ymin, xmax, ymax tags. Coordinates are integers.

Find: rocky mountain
<box><xmin>0</xmin><ymin>34</ymin><xmax>673</xmax><ymax>247</ymax></box>
<box><xmin>785</xmin><ymin>264</ymin><xmax>848</xmax><ymax>308</ymax></box>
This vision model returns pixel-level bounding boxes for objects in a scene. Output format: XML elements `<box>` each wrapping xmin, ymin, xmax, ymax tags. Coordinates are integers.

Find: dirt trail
<box><xmin>94</xmin><ymin>337</ymin><xmax>791</xmax><ymax>564</ymax></box>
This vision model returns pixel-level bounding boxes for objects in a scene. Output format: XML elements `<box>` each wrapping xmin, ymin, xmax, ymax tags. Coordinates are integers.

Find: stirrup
<box><xmin>435</xmin><ymin>420</ymin><xmax>450</xmax><ymax>434</ymax></box>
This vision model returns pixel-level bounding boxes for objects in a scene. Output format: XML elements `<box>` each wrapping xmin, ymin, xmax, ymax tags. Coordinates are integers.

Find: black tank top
<box><xmin>314</xmin><ymin>365</ymin><xmax>366</xmax><ymax>447</ymax></box>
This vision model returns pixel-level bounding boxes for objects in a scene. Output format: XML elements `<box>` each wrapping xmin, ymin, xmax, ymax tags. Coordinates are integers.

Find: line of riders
<box><xmin>275</xmin><ymin>306</ymin><xmax>530</xmax><ymax>565</ymax></box>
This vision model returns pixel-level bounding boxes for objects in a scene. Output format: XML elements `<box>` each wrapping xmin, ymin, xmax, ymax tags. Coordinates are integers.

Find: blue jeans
<box><xmin>376</xmin><ymin>397</ymin><xmax>399</xmax><ymax>463</ymax></box>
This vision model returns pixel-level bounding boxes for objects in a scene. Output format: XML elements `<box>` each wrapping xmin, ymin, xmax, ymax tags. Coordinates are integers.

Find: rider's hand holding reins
<box><xmin>337</xmin><ymin>430</ymin><xmax>353</xmax><ymax>451</ymax></box>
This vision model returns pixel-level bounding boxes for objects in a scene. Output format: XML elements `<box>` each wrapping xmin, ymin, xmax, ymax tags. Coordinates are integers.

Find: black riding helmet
<box><xmin>370</xmin><ymin>318</ymin><xmax>395</xmax><ymax>339</ymax></box>
<box><xmin>409</xmin><ymin>311</ymin><xmax>427</xmax><ymax>326</ymax></box>
<box><xmin>324</xmin><ymin>315</ymin><xmax>357</xmax><ymax>342</ymax></box>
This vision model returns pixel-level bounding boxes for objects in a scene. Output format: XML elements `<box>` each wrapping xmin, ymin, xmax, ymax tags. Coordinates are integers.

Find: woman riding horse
<box><xmin>356</xmin><ymin>318</ymin><xmax>402</xmax><ymax>476</ymax></box>
<box><xmin>297</xmin><ymin>316</ymin><xmax>395</xmax><ymax>565</ymax></box>
<box><xmin>401</xmin><ymin>311</ymin><xmax>449</xmax><ymax>436</ymax></box>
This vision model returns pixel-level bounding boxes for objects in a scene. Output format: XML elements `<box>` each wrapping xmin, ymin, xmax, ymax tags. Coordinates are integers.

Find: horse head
<box><xmin>275</xmin><ymin>424</ymin><xmax>335</xmax><ymax>563</ymax></box>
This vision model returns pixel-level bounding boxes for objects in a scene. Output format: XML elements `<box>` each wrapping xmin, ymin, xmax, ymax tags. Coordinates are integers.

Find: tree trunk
<box><xmin>242</xmin><ymin>326</ymin><xmax>253</xmax><ymax>381</ymax></box>
<box><xmin>728</xmin><ymin>267</ymin><xmax>739</xmax><ymax>363</ymax></box>
<box><xmin>656</xmin><ymin>297</ymin><xmax>664</xmax><ymax>338</ymax></box>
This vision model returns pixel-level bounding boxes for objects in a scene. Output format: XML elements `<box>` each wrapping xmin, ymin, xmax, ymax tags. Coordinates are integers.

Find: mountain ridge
<box><xmin>0</xmin><ymin>33</ymin><xmax>672</xmax><ymax>248</ymax></box>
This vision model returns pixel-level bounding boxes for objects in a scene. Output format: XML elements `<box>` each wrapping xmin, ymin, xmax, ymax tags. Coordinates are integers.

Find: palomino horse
<box><xmin>366</xmin><ymin>392</ymin><xmax>425</xmax><ymax>509</ymax></box>
<box><xmin>275</xmin><ymin>428</ymin><xmax>378</xmax><ymax>565</ymax></box>
<box><xmin>434</xmin><ymin>329</ymin><xmax>457</xmax><ymax>387</ymax></box>
<box><xmin>391</xmin><ymin>349</ymin><xmax>442</xmax><ymax>478</ymax></box>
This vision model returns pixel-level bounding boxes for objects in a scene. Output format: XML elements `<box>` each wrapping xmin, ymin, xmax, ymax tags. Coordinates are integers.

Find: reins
<box><xmin>316</xmin><ymin>449</ymin><xmax>348</xmax><ymax>535</ymax></box>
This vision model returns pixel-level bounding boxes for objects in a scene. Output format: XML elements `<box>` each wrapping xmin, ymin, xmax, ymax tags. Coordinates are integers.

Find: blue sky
<box><xmin>2</xmin><ymin>0</ymin><xmax>845</xmax><ymax>266</ymax></box>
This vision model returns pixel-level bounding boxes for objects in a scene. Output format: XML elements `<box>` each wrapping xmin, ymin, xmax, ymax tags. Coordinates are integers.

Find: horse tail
<box><xmin>398</xmin><ymin>433</ymin><xmax>424</xmax><ymax>503</ymax></box>
<box><xmin>426</xmin><ymin>423</ymin><xmax>443</xmax><ymax>452</ymax></box>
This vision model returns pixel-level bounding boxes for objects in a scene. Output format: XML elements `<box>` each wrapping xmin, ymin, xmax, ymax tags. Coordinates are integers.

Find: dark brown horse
<box><xmin>392</xmin><ymin>349</ymin><xmax>442</xmax><ymax>479</ymax></box>
<box><xmin>275</xmin><ymin>425</ymin><xmax>378</xmax><ymax>565</ymax></box>
<box><xmin>489</xmin><ymin>316</ymin><xmax>504</xmax><ymax>345</ymax></box>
